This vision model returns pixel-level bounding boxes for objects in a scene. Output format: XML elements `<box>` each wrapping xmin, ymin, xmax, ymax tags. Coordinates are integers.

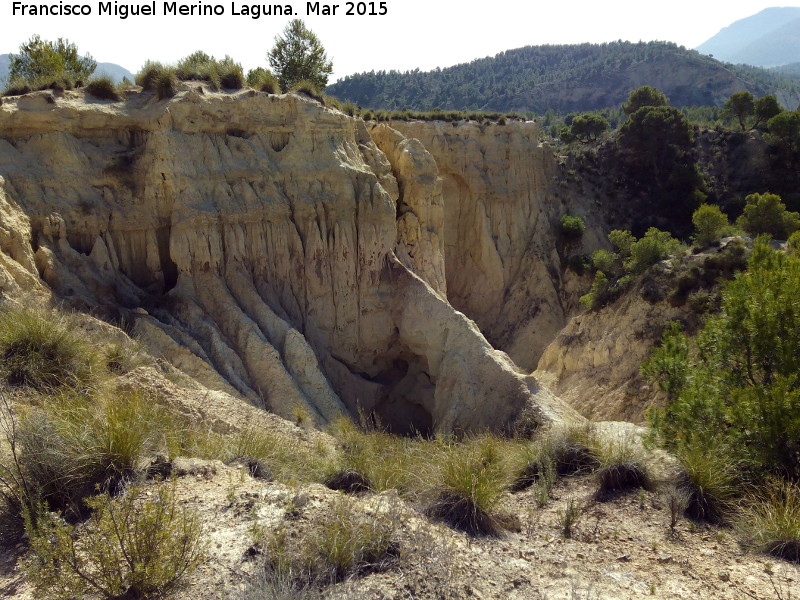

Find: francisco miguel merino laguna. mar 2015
<box><xmin>11</xmin><ymin>0</ymin><xmax>388</xmax><ymax>17</ymax></box>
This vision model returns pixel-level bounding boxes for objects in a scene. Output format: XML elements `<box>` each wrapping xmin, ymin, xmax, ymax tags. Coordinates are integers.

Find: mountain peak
<box><xmin>696</xmin><ymin>7</ymin><xmax>800</xmax><ymax>67</ymax></box>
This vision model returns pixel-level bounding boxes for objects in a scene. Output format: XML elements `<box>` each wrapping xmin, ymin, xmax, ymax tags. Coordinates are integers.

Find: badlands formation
<box><xmin>0</xmin><ymin>87</ymin><xmax>596</xmax><ymax>436</ymax></box>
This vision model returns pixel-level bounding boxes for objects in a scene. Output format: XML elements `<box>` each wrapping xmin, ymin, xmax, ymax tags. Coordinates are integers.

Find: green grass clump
<box><xmin>135</xmin><ymin>61</ymin><xmax>177</xmax><ymax>99</ymax></box>
<box><xmin>223</xmin><ymin>427</ymin><xmax>327</xmax><ymax>484</ymax></box>
<box><xmin>175</xmin><ymin>52</ymin><xmax>244</xmax><ymax>89</ymax></box>
<box><xmin>425</xmin><ymin>435</ymin><xmax>511</xmax><ymax>537</ymax></box>
<box><xmin>102</xmin><ymin>338</ymin><xmax>151</xmax><ymax>375</ymax></box>
<box><xmin>592</xmin><ymin>433</ymin><xmax>652</xmax><ymax>500</ymax></box>
<box><xmin>3</xmin><ymin>77</ymin><xmax>33</xmax><ymax>96</ymax></box>
<box><xmin>266</xmin><ymin>496</ymin><xmax>399</xmax><ymax>587</ymax></box>
<box><xmin>4</xmin><ymin>392</ymin><xmax>163</xmax><ymax>519</ymax></box>
<box><xmin>85</xmin><ymin>76</ymin><xmax>120</xmax><ymax>101</ymax></box>
<box><xmin>246</xmin><ymin>67</ymin><xmax>279</xmax><ymax>93</ymax></box>
<box><xmin>738</xmin><ymin>481</ymin><xmax>800</xmax><ymax>562</ymax></box>
<box><xmin>2</xmin><ymin>74</ymin><xmax>78</xmax><ymax>97</ymax></box>
<box><xmin>0</xmin><ymin>306</ymin><xmax>102</xmax><ymax>395</ymax></box>
<box><xmin>675</xmin><ymin>443</ymin><xmax>739</xmax><ymax>524</ymax></box>
<box><xmin>323</xmin><ymin>417</ymin><xmax>413</xmax><ymax>495</ymax></box>
<box><xmin>510</xmin><ymin>441</ymin><xmax>555</xmax><ymax>494</ymax></box>
<box><xmin>545</xmin><ymin>424</ymin><xmax>600</xmax><ymax>476</ymax></box>
<box><xmin>25</xmin><ymin>483</ymin><xmax>204</xmax><ymax>600</ymax></box>
<box><xmin>289</xmin><ymin>80</ymin><xmax>324</xmax><ymax>103</ymax></box>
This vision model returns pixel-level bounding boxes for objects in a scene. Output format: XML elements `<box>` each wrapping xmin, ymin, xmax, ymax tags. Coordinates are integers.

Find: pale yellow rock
<box><xmin>0</xmin><ymin>89</ymin><xmax>576</xmax><ymax>433</ymax></box>
<box><xmin>388</xmin><ymin>120</ymin><xmax>603</xmax><ymax>370</ymax></box>
<box><xmin>535</xmin><ymin>263</ymin><xmax>693</xmax><ymax>423</ymax></box>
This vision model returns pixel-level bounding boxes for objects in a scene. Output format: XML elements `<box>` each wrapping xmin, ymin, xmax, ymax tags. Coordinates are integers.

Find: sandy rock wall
<box><xmin>0</xmin><ymin>89</ymin><xmax>579</xmax><ymax>432</ymax></box>
<box><xmin>388</xmin><ymin>121</ymin><xmax>595</xmax><ymax>370</ymax></box>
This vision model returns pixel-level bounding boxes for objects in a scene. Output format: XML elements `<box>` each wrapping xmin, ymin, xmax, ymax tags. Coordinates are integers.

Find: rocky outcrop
<box><xmin>388</xmin><ymin>121</ymin><xmax>605</xmax><ymax>370</ymax></box>
<box><xmin>0</xmin><ymin>88</ymin><xmax>581</xmax><ymax>433</ymax></box>
<box><xmin>533</xmin><ymin>243</ymin><xmax>742</xmax><ymax>423</ymax></box>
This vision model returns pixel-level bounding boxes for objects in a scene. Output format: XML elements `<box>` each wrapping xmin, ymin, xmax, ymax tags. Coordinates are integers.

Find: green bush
<box><xmin>85</xmin><ymin>76</ymin><xmax>120</xmax><ymax>101</ymax></box>
<box><xmin>590</xmin><ymin>249</ymin><xmax>617</xmax><ymax>275</ymax></box>
<box><xmin>0</xmin><ymin>306</ymin><xmax>102</xmax><ymax>395</ymax></box>
<box><xmin>25</xmin><ymin>484</ymin><xmax>204</xmax><ymax>600</ymax></box>
<box><xmin>217</xmin><ymin>57</ymin><xmax>245</xmax><ymax>89</ymax></box>
<box><xmin>788</xmin><ymin>230</ymin><xmax>800</xmax><ymax>256</ymax></box>
<box><xmin>608</xmin><ymin>229</ymin><xmax>636</xmax><ymax>258</ymax></box>
<box><xmin>624</xmin><ymin>228</ymin><xmax>681</xmax><ymax>273</ymax></box>
<box><xmin>767</xmin><ymin>111</ymin><xmax>800</xmax><ymax>152</ymax></box>
<box><xmin>622</xmin><ymin>85</ymin><xmax>668</xmax><ymax>115</ymax></box>
<box><xmin>175</xmin><ymin>51</ymin><xmax>219</xmax><ymax>87</ymax></box>
<box><xmin>646</xmin><ymin>241</ymin><xmax>800</xmax><ymax>479</ymax></box>
<box><xmin>736</xmin><ymin>192</ymin><xmax>800</xmax><ymax>240</ymax></box>
<box><xmin>559</xmin><ymin>214</ymin><xmax>586</xmax><ymax>241</ymax></box>
<box><xmin>580</xmin><ymin>271</ymin><xmax>632</xmax><ymax>310</ymax></box>
<box><xmin>692</xmin><ymin>204</ymin><xmax>730</xmax><ymax>247</ymax></box>
<box><xmin>8</xmin><ymin>35</ymin><xmax>95</xmax><ymax>85</ymax></box>
<box><xmin>566</xmin><ymin>113</ymin><xmax>609</xmax><ymax>143</ymax></box>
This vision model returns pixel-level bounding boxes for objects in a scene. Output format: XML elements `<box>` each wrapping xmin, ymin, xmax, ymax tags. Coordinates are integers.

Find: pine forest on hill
<box><xmin>326</xmin><ymin>41</ymin><xmax>800</xmax><ymax>114</ymax></box>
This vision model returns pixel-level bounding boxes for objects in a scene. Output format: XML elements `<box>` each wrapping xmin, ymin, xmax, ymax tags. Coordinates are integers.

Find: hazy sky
<box><xmin>3</xmin><ymin>1</ymin><xmax>798</xmax><ymax>81</ymax></box>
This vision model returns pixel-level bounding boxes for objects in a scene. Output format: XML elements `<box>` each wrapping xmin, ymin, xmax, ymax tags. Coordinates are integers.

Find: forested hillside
<box><xmin>327</xmin><ymin>41</ymin><xmax>800</xmax><ymax>113</ymax></box>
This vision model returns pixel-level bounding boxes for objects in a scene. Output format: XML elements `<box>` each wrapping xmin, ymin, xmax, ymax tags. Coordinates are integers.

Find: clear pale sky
<box><xmin>3</xmin><ymin>1</ymin><xmax>798</xmax><ymax>81</ymax></box>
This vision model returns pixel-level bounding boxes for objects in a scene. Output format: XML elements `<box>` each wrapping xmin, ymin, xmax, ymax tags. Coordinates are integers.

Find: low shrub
<box><xmin>25</xmin><ymin>483</ymin><xmax>204</xmax><ymax>600</ymax></box>
<box><xmin>85</xmin><ymin>76</ymin><xmax>120</xmax><ymax>101</ymax></box>
<box><xmin>663</xmin><ymin>485</ymin><xmax>689</xmax><ymax>536</ymax></box>
<box><xmin>0</xmin><ymin>306</ymin><xmax>102</xmax><ymax>395</ymax></box>
<box><xmin>559</xmin><ymin>498</ymin><xmax>583</xmax><ymax>539</ymax></box>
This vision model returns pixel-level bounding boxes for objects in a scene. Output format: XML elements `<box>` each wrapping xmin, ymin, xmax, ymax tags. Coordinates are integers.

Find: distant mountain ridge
<box><xmin>0</xmin><ymin>54</ymin><xmax>134</xmax><ymax>85</ymax></box>
<box><xmin>327</xmin><ymin>41</ymin><xmax>800</xmax><ymax>114</ymax></box>
<box><xmin>696</xmin><ymin>7</ymin><xmax>800</xmax><ymax>67</ymax></box>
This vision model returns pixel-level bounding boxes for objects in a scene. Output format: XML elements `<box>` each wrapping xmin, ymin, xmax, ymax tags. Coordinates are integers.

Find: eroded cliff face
<box><xmin>0</xmin><ymin>88</ymin><xmax>581</xmax><ymax>433</ymax></box>
<box><xmin>388</xmin><ymin>121</ymin><xmax>604</xmax><ymax>370</ymax></box>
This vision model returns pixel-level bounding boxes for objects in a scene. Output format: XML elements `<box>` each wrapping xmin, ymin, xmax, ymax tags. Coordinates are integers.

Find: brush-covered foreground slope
<box><xmin>0</xmin><ymin>85</ymin><xmax>588</xmax><ymax>434</ymax></box>
<box><xmin>327</xmin><ymin>41</ymin><xmax>800</xmax><ymax>114</ymax></box>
